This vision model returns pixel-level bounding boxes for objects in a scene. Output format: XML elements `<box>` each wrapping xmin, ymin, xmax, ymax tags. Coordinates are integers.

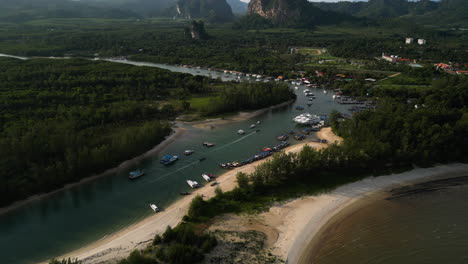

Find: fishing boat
<box><xmin>203</xmin><ymin>142</ymin><xmax>215</xmax><ymax>147</ymax></box>
<box><xmin>184</xmin><ymin>150</ymin><xmax>194</xmax><ymax>155</ymax></box>
<box><xmin>287</xmin><ymin>130</ymin><xmax>295</xmax><ymax>135</ymax></box>
<box><xmin>238</xmin><ymin>129</ymin><xmax>246</xmax><ymax>135</ymax></box>
<box><xmin>294</xmin><ymin>134</ymin><xmax>306</xmax><ymax>140</ymax></box>
<box><xmin>277</xmin><ymin>134</ymin><xmax>289</xmax><ymax>141</ymax></box>
<box><xmin>160</xmin><ymin>155</ymin><xmax>179</xmax><ymax>165</ymax></box>
<box><xmin>150</xmin><ymin>204</ymin><xmax>160</xmax><ymax>212</ymax></box>
<box><xmin>187</xmin><ymin>180</ymin><xmax>200</xmax><ymax>188</ymax></box>
<box><xmin>263</xmin><ymin>147</ymin><xmax>272</xmax><ymax>152</ymax></box>
<box><xmin>128</xmin><ymin>169</ymin><xmax>145</xmax><ymax>179</ymax></box>
<box><xmin>202</xmin><ymin>174</ymin><xmax>212</xmax><ymax>182</ymax></box>
<box><xmin>220</xmin><ymin>162</ymin><xmax>233</xmax><ymax>169</ymax></box>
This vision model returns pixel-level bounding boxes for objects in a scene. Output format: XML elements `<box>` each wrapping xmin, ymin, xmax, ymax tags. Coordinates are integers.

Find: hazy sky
<box><xmin>239</xmin><ymin>0</ymin><xmax>368</xmax><ymax>2</ymax></box>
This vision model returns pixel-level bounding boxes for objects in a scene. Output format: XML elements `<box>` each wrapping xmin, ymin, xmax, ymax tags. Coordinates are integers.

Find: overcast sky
<box><xmin>239</xmin><ymin>0</ymin><xmax>368</xmax><ymax>2</ymax></box>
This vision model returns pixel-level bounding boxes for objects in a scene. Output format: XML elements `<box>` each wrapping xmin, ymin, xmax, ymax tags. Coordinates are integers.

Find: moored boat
<box><xmin>277</xmin><ymin>134</ymin><xmax>289</xmax><ymax>141</ymax></box>
<box><xmin>294</xmin><ymin>134</ymin><xmax>306</xmax><ymax>140</ymax></box>
<box><xmin>238</xmin><ymin>129</ymin><xmax>246</xmax><ymax>135</ymax></box>
<box><xmin>160</xmin><ymin>155</ymin><xmax>179</xmax><ymax>165</ymax></box>
<box><xmin>150</xmin><ymin>204</ymin><xmax>160</xmax><ymax>212</ymax></box>
<box><xmin>128</xmin><ymin>169</ymin><xmax>145</xmax><ymax>179</ymax></box>
<box><xmin>203</xmin><ymin>142</ymin><xmax>215</xmax><ymax>147</ymax></box>
<box><xmin>184</xmin><ymin>150</ymin><xmax>194</xmax><ymax>155</ymax></box>
<box><xmin>180</xmin><ymin>192</ymin><xmax>191</xmax><ymax>196</ymax></box>
<box><xmin>202</xmin><ymin>174</ymin><xmax>212</xmax><ymax>182</ymax></box>
<box><xmin>187</xmin><ymin>180</ymin><xmax>200</xmax><ymax>188</ymax></box>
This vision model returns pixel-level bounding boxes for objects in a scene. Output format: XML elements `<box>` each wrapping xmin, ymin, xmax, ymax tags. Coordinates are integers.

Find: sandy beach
<box><xmin>4</xmin><ymin>100</ymin><xmax>293</xmax><ymax>216</ymax></box>
<box><xmin>48</xmin><ymin>128</ymin><xmax>336</xmax><ymax>264</ymax></box>
<box><xmin>284</xmin><ymin>163</ymin><xmax>468</xmax><ymax>264</ymax></box>
<box><xmin>43</xmin><ymin>127</ymin><xmax>468</xmax><ymax>264</ymax></box>
<box><xmin>183</xmin><ymin>100</ymin><xmax>294</xmax><ymax>129</ymax></box>
<box><xmin>207</xmin><ymin>163</ymin><xmax>468</xmax><ymax>264</ymax></box>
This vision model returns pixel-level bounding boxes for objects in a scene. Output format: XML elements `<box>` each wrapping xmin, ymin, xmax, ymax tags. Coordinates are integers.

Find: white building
<box><xmin>418</xmin><ymin>39</ymin><xmax>427</xmax><ymax>45</ymax></box>
<box><xmin>405</xmin><ymin>38</ymin><xmax>414</xmax><ymax>44</ymax></box>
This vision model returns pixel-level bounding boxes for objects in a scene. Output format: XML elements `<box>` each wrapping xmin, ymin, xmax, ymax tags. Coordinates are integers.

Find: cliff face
<box><xmin>185</xmin><ymin>20</ymin><xmax>208</xmax><ymax>40</ymax></box>
<box><xmin>177</xmin><ymin>0</ymin><xmax>234</xmax><ymax>22</ymax></box>
<box><xmin>247</xmin><ymin>0</ymin><xmax>356</xmax><ymax>27</ymax></box>
<box><xmin>247</xmin><ymin>0</ymin><xmax>303</xmax><ymax>24</ymax></box>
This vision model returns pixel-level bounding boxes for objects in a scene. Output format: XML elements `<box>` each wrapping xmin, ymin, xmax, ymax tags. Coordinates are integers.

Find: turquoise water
<box><xmin>0</xmin><ymin>57</ymin><xmax>350</xmax><ymax>264</ymax></box>
<box><xmin>303</xmin><ymin>179</ymin><xmax>468</xmax><ymax>264</ymax></box>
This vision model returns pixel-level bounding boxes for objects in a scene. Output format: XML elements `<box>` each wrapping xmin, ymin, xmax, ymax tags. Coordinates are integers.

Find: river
<box><xmin>0</xmin><ymin>54</ymin><xmax>351</xmax><ymax>264</ymax></box>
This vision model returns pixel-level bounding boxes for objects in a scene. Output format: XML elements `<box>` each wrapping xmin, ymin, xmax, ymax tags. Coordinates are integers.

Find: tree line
<box><xmin>0</xmin><ymin>57</ymin><xmax>294</xmax><ymax>207</ymax></box>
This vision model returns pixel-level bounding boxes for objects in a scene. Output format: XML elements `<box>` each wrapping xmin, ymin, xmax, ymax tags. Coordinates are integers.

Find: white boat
<box><xmin>150</xmin><ymin>204</ymin><xmax>160</xmax><ymax>212</ymax></box>
<box><xmin>238</xmin><ymin>129</ymin><xmax>245</xmax><ymax>135</ymax></box>
<box><xmin>202</xmin><ymin>174</ymin><xmax>212</xmax><ymax>182</ymax></box>
<box><xmin>257</xmin><ymin>121</ymin><xmax>261</xmax><ymax>125</ymax></box>
<box><xmin>293</xmin><ymin>113</ymin><xmax>322</xmax><ymax>125</ymax></box>
<box><xmin>323</xmin><ymin>90</ymin><xmax>328</xmax><ymax>94</ymax></box>
<box><xmin>250</xmin><ymin>124</ymin><xmax>256</xmax><ymax>129</ymax></box>
<box><xmin>184</xmin><ymin>150</ymin><xmax>194</xmax><ymax>155</ymax></box>
<box><xmin>295</xmin><ymin>86</ymin><xmax>299</xmax><ymax>90</ymax></box>
<box><xmin>187</xmin><ymin>180</ymin><xmax>200</xmax><ymax>188</ymax></box>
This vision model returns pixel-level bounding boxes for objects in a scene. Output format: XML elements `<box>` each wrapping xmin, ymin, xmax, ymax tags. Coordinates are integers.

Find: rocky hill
<box><xmin>176</xmin><ymin>0</ymin><xmax>234</xmax><ymax>22</ymax></box>
<box><xmin>247</xmin><ymin>0</ymin><xmax>355</xmax><ymax>27</ymax></box>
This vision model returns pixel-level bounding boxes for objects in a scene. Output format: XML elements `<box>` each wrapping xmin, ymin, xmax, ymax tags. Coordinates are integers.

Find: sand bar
<box><xmin>283</xmin><ymin>163</ymin><xmax>468</xmax><ymax>264</ymax></box>
<box><xmin>48</xmin><ymin>128</ymin><xmax>337</xmax><ymax>264</ymax></box>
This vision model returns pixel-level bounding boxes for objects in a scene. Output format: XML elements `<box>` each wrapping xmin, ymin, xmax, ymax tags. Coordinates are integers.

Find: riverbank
<box><xmin>1</xmin><ymin>98</ymin><xmax>295</xmax><ymax>216</ymax></box>
<box><xmin>49</xmin><ymin>128</ymin><xmax>338</xmax><ymax>264</ymax></box>
<box><xmin>184</xmin><ymin>100</ymin><xmax>294</xmax><ymax>130</ymax></box>
<box><xmin>0</xmin><ymin>127</ymin><xmax>186</xmax><ymax>216</ymax></box>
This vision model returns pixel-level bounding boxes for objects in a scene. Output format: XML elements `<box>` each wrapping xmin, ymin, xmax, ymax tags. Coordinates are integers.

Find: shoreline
<box><xmin>284</xmin><ymin>163</ymin><xmax>468</xmax><ymax>264</ymax></box>
<box><xmin>181</xmin><ymin>100</ymin><xmax>294</xmax><ymax>129</ymax></box>
<box><xmin>46</xmin><ymin>128</ymin><xmax>337</xmax><ymax>264</ymax></box>
<box><xmin>0</xmin><ymin>127</ymin><xmax>186</xmax><ymax>216</ymax></box>
<box><xmin>1</xmin><ymin>100</ymin><xmax>293</xmax><ymax>216</ymax></box>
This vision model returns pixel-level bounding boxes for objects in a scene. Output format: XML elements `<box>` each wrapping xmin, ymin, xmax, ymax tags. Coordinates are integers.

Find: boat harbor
<box><xmin>1</xmin><ymin>61</ymin><xmax>356</xmax><ymax>264</ymax></box>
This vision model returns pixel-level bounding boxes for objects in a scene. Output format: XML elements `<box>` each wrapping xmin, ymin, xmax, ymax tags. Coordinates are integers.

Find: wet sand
<box><xmin>287</xmin><ymin>164</ymin><xmax>468</xmax><ymax>264</ymax></box>
<box><xmin>48</xmin><ymin>128</ymin><xmax>338</xmax><ymax>264</ymax></box>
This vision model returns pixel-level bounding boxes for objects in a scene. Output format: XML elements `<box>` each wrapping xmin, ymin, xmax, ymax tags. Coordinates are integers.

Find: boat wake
<box><xmin>207</xmin><ymin>130</ymin><xmax>259</xmax><ymax>153</ymax></box>
<box><xmin>141</xmin><ymin>131</ymin><xmax>259</xmax><ymax>184</ymax></box>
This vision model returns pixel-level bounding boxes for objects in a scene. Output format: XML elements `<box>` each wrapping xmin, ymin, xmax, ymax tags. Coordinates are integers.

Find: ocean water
<box><xmin>302</xmin><ymin>177</ymin><xmax>468</xmax><ymax>264</ymax></box>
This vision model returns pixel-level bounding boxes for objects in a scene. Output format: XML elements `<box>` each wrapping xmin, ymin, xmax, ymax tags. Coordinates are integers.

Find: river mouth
<box><xmin>0</xmin><ymin>54</ymin><xmax>352</xmax><ymax>264</ymax></box>
<box><xmin>299</xmin><ymin>175</ymin><xmax>468</xmax><ymax>264</ymax></box>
